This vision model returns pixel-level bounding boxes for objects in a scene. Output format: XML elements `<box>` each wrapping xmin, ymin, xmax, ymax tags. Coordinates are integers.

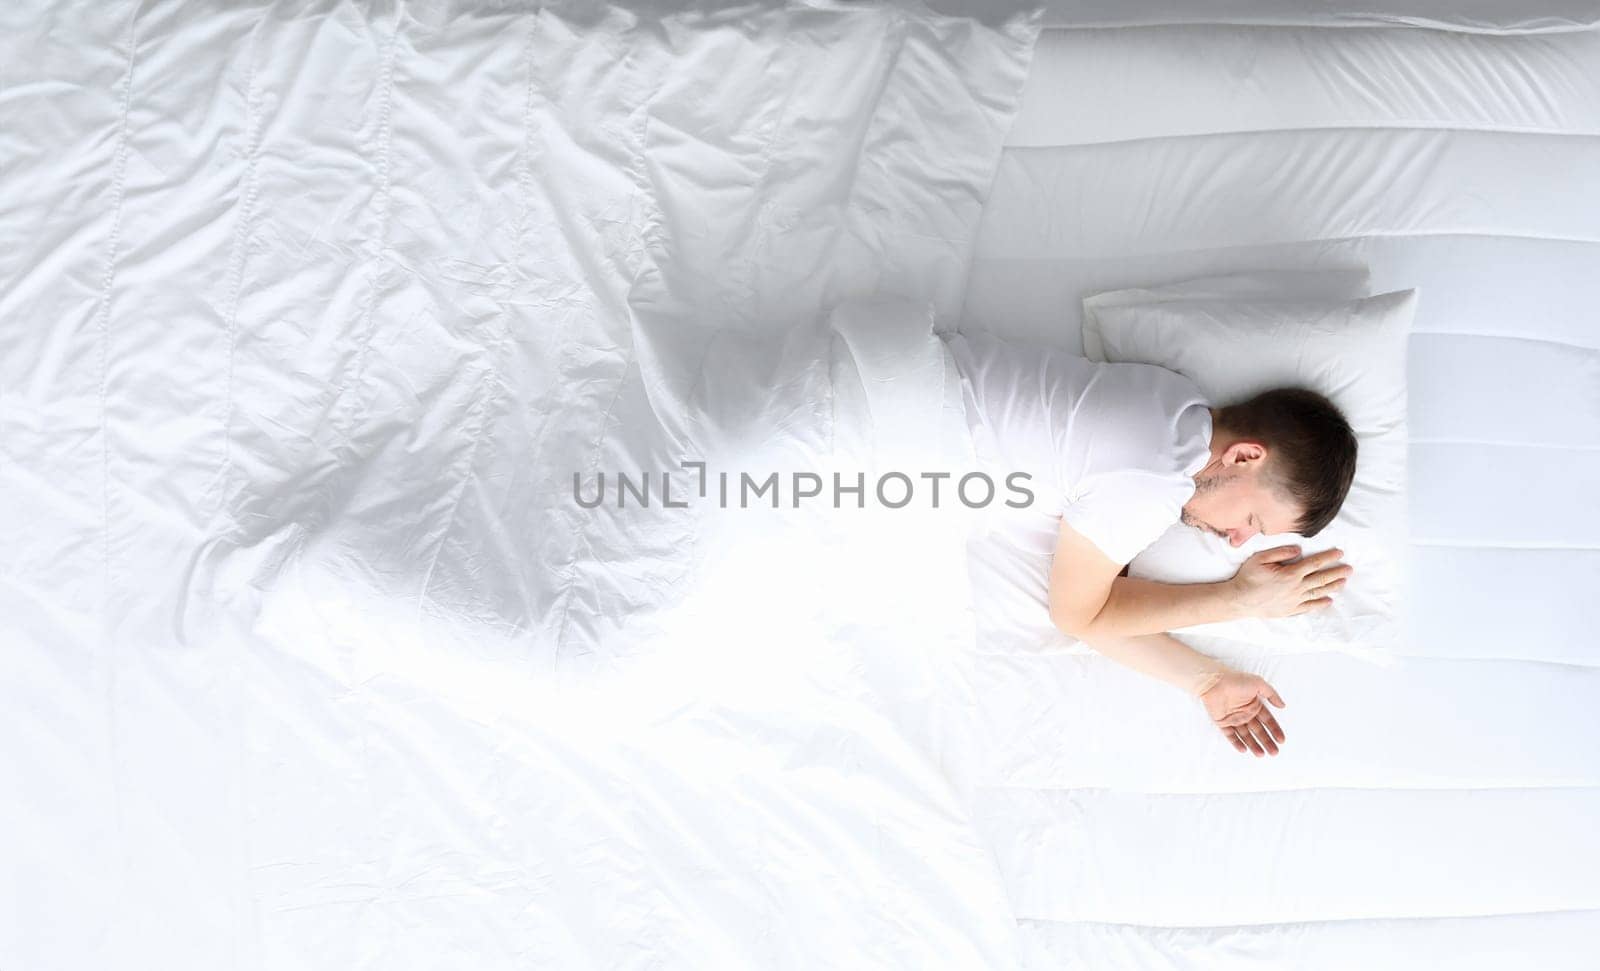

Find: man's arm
<box><xmin>1077</xmin><ymin>628</ymin><xmax>1289</xmax><ymax>757</ymax></box>
<box><xmin>1047</xmin><ymin>518</ymin><xmax>1247</xmax><ymax>641</ymax></box>
<box><xmin>1049</xmin><ymin>522</ymin><xmax>1244</xmax><ymax>692</ymax></box>
<box><xmin>1088</xmin><ymin>574</ymin><xmax>1246</xmax><ymax>639</ymax></box>
<box><xmin>1048</xmin><ymin>518</ymin><xmax>1347</xmax><ymax>642</ymax></box>
<box><xmin>1074</xmin><ymin>628</ymin><xmax>1233</xmax><ymax>697</ymax></box>
<box><xmin>1048</xmin><ymin>522</ymin><xmax>1324</xmax><ymax>757</ymax></box>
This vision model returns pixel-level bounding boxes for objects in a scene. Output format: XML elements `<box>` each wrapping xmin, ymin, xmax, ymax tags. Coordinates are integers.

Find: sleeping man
<box><xmin>941</xmin><ymin>329</ymin><xmax>1358</xmax><ymax>758</ymax></box>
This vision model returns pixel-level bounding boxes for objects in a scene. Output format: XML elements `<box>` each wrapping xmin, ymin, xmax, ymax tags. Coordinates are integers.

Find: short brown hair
<box><xmin>1214</xmin><ymin>388</ymin><xmax>1358</xmax><ymax>537</ymax></box>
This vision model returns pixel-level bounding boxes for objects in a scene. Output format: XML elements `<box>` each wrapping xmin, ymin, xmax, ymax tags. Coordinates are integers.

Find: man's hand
<box><xmin>1227</xmin><ymin>545</ymin><xmax>1351</xmax><ymax>619</ymax></box>
<box><xmin>1198</xmin><ymin>671</ymin><xmax>1287</xmax><ymax>756</ymax></box>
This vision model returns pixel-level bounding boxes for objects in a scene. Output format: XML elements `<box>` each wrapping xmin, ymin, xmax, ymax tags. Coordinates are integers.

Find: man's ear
<box><xmin>1225</xmin><ymin>440</ymin><xmax>1267</xmax><ymax>466</ymax></box>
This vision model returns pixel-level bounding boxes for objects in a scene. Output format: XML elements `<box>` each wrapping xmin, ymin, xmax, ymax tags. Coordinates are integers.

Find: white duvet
<box><xmin>0</xmin><ymin>2</ymin><xmax>1037</xmax><ymax>967</ymax></box>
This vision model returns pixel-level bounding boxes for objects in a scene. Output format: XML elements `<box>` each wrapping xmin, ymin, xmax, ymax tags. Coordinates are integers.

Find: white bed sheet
<box><xmin>961</xmin><ymin>16</ymin><xmax>1600</xmax><ymax>968</ymax></box>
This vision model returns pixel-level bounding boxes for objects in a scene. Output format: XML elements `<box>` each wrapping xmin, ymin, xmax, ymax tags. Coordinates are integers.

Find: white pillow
<box><xmin>1080</xmin><ymin>267</ymin><xmax>1371</xmax><ymax>356</ymax></box>
<box><xmin>1080</xmin><ymin>277</ymin><xmax>1414</xmax><ymax>661</ymax></box>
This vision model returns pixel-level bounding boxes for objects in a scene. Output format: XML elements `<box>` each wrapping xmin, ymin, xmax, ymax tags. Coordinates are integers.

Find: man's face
<box><xmin>1181</xmin><ymin>443</ymin><xmax>1304</xmax><ymax>548</ymax></box>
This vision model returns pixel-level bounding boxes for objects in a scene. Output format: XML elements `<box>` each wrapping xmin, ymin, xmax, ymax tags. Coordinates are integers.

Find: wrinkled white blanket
<box><xmin>0</xmin><ymin>1</ymin><xmax>1038</xmax><ymax>967</ymax></box>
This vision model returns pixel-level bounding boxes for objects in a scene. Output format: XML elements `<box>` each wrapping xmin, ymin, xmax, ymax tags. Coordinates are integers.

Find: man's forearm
<box><xmin>1076</xmin><ymin>629</ymin><xmax>1234</xmax><ymax>697</ymax></box>
<box><xmin>1080</xmin><ymin>575</ymin><xmax>1245</xmax><ymax>641</ymax></box>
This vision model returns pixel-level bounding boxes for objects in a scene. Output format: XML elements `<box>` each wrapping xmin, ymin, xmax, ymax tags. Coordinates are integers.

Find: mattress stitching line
<box><xmin>970</xmin><ymin>229</ymin><xmax>1600</xmax><ymax>260</ymax></box>
<box><xmin>1001</xmin><ymin>123</ymin><xmax>1600</xmax><ymax>152</ymax></box>
<box><xmin>1032</xmin><ymin>20</ymin><xmax>1600</xmax><ymax>37</ymax></box>
<box><xmin>1410</xmin><ymin>329</ymin><xmax>1600</xmax><ymax>355</ymax></box>
<box><xmin>1010</xmin><ymin>905</ymin><xmax>1600</xmax><ymax>931</ymax></box>
<box><xmin>974</xmin><ymin>782</ymin><xmax>1600</xmax><ymax>795</ymax></box>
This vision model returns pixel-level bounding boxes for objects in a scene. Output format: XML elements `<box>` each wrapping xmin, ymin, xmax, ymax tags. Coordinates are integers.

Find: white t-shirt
<box><xmin>940</xmin><ymin>330</ymin><xmax>1213</xmax><ymax>564</ymax></box>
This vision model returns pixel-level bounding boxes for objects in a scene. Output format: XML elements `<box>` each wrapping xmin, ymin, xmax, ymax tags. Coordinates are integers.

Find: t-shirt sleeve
<box><xmin>1058</xmin><ymin>468</ymin><xmax>1194</xmax><ymax>566</ymax></box>
<box><xmin>1054</xmin><ymin>367</ymin><xmax>1211</xmax><ymax>565</ymax></box>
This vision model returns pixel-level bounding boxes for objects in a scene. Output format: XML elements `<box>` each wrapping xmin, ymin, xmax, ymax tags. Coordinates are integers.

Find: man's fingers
<box><xmin>1292</xmin><ymin>597</ymin><xmax>1334</xmax><ymax>614</ymax></box>
<box><xmin>1251</xmin><ymin>719</ymin><xmax>1280</xmax><ymax>755</ymax></box>
<box><xmin>1307</xmin><ymin>577</ymin><xmax>1348</xmax><ymax>597</ymax></box>
<box><xmin>1305</xmin><ymin>564</ymin><xmax>1354</xmax><ymax>584</ymax></box>
<box><xmin>1237</xmin><ymin>724</ymin><xmax>1266</xmax><ymax>756</ymax></box>
<box><xmin>1258</xmin><ymin>709</ymin><xmax>1286</xmax><ymax>744</ymax></box>
<box><xmin>1259</xmin><ymin>545</ymin><xmax>1302</xmax><ymax>563</ymax></box>
<box><xmin>1215</xmin><ymin>685</ymin><xmax>1286</xmax><ymax>756</ymax></box>
<box><xmin>1302</xmin><ymin>565</ymin><xmax>1353</xmax><ymax>596</ymax></box>
<box><xmin>1295</xmin><ymin>548</ymin><xmax>1345</xmax><ymax>577</ymax></box>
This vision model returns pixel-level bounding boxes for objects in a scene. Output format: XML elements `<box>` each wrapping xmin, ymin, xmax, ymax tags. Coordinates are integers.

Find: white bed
<box><xmin>2</xmin><ymin>2</ymin><xmax>1596</xmax><ymax>968</ymax></box>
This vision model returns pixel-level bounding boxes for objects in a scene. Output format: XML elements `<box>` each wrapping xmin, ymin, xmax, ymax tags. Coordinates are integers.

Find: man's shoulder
<box><xmin>1068</xmin><ymin>359</ymin><xmax>1212</xmax><ymax>482</ymax></box>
